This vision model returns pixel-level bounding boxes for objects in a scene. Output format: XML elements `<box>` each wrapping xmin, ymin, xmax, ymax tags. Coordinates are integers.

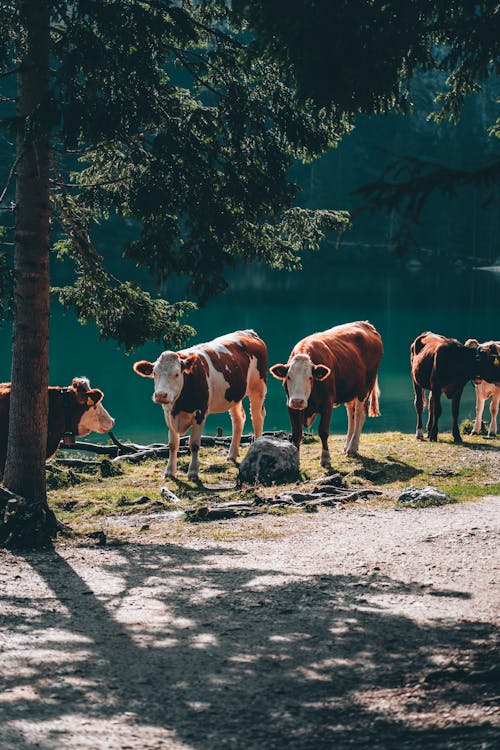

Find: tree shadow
<box><xmin>455</xmin><ymin>440</ymin><xmax>500</xmax><ymax>452</ymax></box>
<box><xmin>352</xmin><ymin>454</ymin><xmax>422</xmax><ymax>484</ymax></box>
<box><xmin>0</xmin><ymin>544</ymin><xmax>497</xmax><ymax>749</ymax></box>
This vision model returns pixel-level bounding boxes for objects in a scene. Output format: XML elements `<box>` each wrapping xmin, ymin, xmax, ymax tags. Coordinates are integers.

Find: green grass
<box><xmin>48</xmin><ymin>431</ymin><xmax>499</xmax><ymax>540</ymax></box>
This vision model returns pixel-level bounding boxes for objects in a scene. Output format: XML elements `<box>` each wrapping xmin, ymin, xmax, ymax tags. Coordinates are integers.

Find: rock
<box><xmin>160</xmin><ymin>486</ymin><xmax>182</xmax><ymax>504</ymax></box>
<box><xmin>397</xmin><ymin>485</ymin><xmax>453</xmax><ymax>507</ymax></box>
<box><xmin>238</xmin><ymin>437</ymin><xmax>300</xmax><ymax>486</ymax></box>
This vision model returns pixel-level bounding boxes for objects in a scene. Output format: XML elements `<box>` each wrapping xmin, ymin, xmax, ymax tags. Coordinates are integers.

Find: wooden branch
<box><xmin>112</xmin><ymin>447</ymin><xmax>189</xmax><ymax>464</ymax></box>
<box><xmin>185</xmin><ymin>484</ymin><xmax>383</xmax><ymax>523</ymax></box>
<box><xmin>50</xmin><ymin>175</ymin><xmax>129</xmax><ymax>190</ymax></box>
<box><xmin>58</xmin><ymin>440</ymin><xmax>118</xmax><ymax>456</ymax></box>
<box><xmin>108</xmin><ymin>431</ymin><xmax>141</xmax><ymax>454</ymax></box>
<box><xmin>0</xmin><ymin>68</ymin><xmax>18</xmax><ymax>79</ymax></box>
<box><xmin>54</xmin><ymin>458</ymin><xmax>101</xmax><ymax>470</ymax></box>
<box><xmin>0</xmin><ymin>152</ymin><xmax>24</xmax><ymax>205</ymax></box>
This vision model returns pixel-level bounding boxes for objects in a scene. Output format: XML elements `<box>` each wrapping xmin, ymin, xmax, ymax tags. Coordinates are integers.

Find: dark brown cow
<box><xmin>465</xmin><ymin>339</ymin><xmax>500</xmax><ymax>438</ymax></box>
<box><xmin>0</xmin><ymin>377</ymin><xmax>115</xmax><ymax>475</ymax></box>
<box><xmin>133</xmin><ymin>330</ymin><xmax>267</xmax><ymax>480</ymax></box>
<box><xmin>270</xmin><ymin>321</ymin><xmax>383</xmax><ymax>464</ymax></box>
<box><xmin>411</xmin><ymin>332</ymin><xmax>500</xmax><ymax>442</ymax></box>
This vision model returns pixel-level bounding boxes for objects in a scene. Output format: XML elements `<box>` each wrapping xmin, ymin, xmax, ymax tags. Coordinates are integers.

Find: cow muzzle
<box><xmin>289</xmin><ymin>398</ymin><xmax>307</xmax><ymax>410</ymax></box>
<box><xmin>154</xmin><ymin>392</ymin><xmax>172</xmax><ymax>405</ymax></box>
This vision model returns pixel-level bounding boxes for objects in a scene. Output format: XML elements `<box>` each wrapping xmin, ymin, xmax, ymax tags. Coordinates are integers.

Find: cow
<box><xmin>270</xmin><ymin>321</ymin><xmax>383</xmax><ymax>465</ymax></box>
<box><xmin>411</xmin><ymin>332</ymin><xmax>500</xmax><ymax>443</ymax></box>
<box><xmin>133</xmin><ymin>330</ymin><xmax>267</xmax><ymax>480</ymax></box>
<box><xmin>0</xmin><ymin>377</ymin><xmax>115</xmax><ymax>475</ymax></box>
<box><xmin>464</xmin><ymin>339</ymin><xmax>500</xmax><ymax>438</ymax></box>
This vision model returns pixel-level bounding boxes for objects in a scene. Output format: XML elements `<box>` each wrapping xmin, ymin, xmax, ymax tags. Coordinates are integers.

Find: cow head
<box><xmin>71</xmin><ymin>377</ymin><xmax>115</xmax><ymax>435</ymax></box>
<box><xmin>270</xmin><ymin>354</ymin><xmax>331</xmax><ymax>410</ymax></box>
<box><xmin>465</xmin><ymin>340</ymin><xmax>500</xmax><ymax>383</ymax></box>
<box><xmin>133</xmin><ymin>351</ymin><xmax>198</xmax><ymax>407</ymax></box>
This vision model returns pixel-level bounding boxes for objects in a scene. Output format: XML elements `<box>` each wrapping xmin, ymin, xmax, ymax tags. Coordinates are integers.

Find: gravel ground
<box><xmin>0</xmin><ymin>496</ymin><xmax>499</xmax><ymax>750</ymax></box>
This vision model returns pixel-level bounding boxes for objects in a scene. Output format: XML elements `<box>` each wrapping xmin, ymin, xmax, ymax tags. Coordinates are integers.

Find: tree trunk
<box><xmin>1</xmin><ymin>1</ymin><xmax>55</xmax><ymax>547</ymax></box>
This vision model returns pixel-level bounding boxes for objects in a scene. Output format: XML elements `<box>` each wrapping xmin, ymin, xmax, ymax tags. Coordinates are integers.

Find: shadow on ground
<box><xmin>0</xmin><ymin>543</ymin><xmax>497</xmax><ymax>749</ymax></box>
<box><xmin>352</xmin><ymin>454</ymin><xmax>423</xmax><ymax>484</ymax></box>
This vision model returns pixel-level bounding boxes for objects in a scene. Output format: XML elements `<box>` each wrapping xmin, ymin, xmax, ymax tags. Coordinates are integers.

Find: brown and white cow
<box><xmin>270</xmin><ymin>321</ymin><xmax>383</xmax><ymax>464</ymax></box>
<box><xmin>133</xmin><ymin>330</ymin><xmax>267</xmax><ymax>480</ymax></box>
<box><xmin>0</xmin><ymin>377</ymin><xmax>115</xmax><ymax>475</ymax></box>
<box><xmin>411</xmin><ymin>332</ymin><xmax>500</xmax><ymax>442</ymax></box>
<box><xmin>465</xmin><ymin>339</ymin><xmax>500</xmax><ymax>438</ymax></box>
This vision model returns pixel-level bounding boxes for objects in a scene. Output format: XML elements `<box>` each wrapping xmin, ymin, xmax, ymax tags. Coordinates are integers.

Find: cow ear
<box><xmin>180</xmin><ymin>353</ymin><xmax>197</xmax><ymax>374</ymax></box>
<box><xmin>133</xmin><ymin>360</ymin><xmax>154</xmax><ymax>377</ymax></box>
<box><xmin>465</xmin><ymin>339</ymin><xmax>479</xmax><ymax>348</ymax></box>
<box><xmin>313</xmin><ymin>364</ymin><xmax>331</xmax><ymax>381</ymax></box>
<box><xmin>85</xmin><ymin>389</ymin><xmax>104</xmax><ymax>407</ymax></box>
<box><xmin>270</xmin><ymin>364</ymin><xmax>288</xmax><ymax>380</ymax></box>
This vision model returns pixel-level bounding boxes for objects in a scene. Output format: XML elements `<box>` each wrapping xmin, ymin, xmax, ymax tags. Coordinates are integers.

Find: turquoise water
<box><xmin>0</xmin><ymin>255</ymin><xmax>498</xmax><ymax>444</ymax></box>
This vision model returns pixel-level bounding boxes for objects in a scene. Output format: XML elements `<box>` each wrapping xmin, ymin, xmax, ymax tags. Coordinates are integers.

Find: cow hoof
<box><xmin>187</xmin><ymin>471</ymin><xmax>200</xmax><ymax>481</ymax></box>
<box><xmin>345</xmin><ymin>449</ymin><xmax>358</xmax><ymax>458</ymax></box>
<box><xmin>453</xmin><ymin>436</ymin><xmax>463</xmax><ymax>444</ymax></box>
<box><xmin>487</xmin><ymin>432</ymin><xmax>496</xmax><ymax>438</ymax></box>
<box><xmin>415</xmin><ymin>430</ymin><xmax>424</xmax><ymax>440</ymax></box>
<box><xmin>470</xmin><ymin>430</ymin><xmax>480</xmax><ymax>436</ymax></box>
<box><xmin>226</xmin><ymin>455</ymin><xmax>239</xmax><ymax>464</ymax></box>
<box><xmin>164</xmin><ymin>469</ymin><xmax>176</xmax><ymax>479</ymax></box>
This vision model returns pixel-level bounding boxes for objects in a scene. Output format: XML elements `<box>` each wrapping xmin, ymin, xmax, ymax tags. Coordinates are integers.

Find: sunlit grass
<box><xmin>48</xmin><ymin>431</ymin><xmax>499</xmax><ymax>541</ymax></box>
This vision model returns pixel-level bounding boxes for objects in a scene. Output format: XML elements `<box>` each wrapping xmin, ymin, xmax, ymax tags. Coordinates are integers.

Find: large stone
<box><xmin>238</xmin><ymin>437</ymin><xmax>300</xmax><ymax>486</ymax></box>
<box><xmin>397</xmin><ymin>485</ymin><xmax>453</xmax><ymax>507</ymax></box>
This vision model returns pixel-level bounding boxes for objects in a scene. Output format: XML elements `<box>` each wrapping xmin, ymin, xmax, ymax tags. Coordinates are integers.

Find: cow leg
<box><xmin>228</xmin><ymin>402</ymin><xmax>246</xmax><ymax>462</ymax></box>
<box><xmin>428</xmin><ymin>388</ymin><xmax>442</xmax><ymax>442</ymax></box>
<box><xmin>288</xmin><ymin>407</ymin><xmax>304</xmax><ymax>454</ymax></box>
<box><xmin>188</xmin><ymin>419</ymin><xmax>206</xmax><ymax>480</ymax></box>
<box><xmin>343</xmin><ymin>400</ymin><xmax>356</xmax><ymax>453</ymax></box>
<box><xmin>248</xmin><ymin>382</ymin><xmax>266</xmax><ymax>439</ymax></box>
<box><xmin>346</xmin><ymin>398</ymin><xmax>367</xmax><ymax>456</ymax></box>
<box><xmin>488</xmin><ymin>395</ymin><xmax>499</xmax><ymax>437</ymax></box>
<box><xmin>413</xmin><ymin>381</ymin><xmax>425</xmax><ymax>439</ymax></box>
<box><xmin>318</xmin><ymin>405</ymin><xmax>333</xmax><ymax>467</ymax></box>
<box><xmin>165</xmin><ymin>429</ymin><xmax>180</xmax><ymax>478</ymax></box>
<box><xmin>471</xmin><ymin>389</ymin><xmax>485</xmax><ymax>435</ymax></box>
<box><xmin>450</xmin><ymin>388</ymin><xmax>464</xmax><ymax>443</ymax></box>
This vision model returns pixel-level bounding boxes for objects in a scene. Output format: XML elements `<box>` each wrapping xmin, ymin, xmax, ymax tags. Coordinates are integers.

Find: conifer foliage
<box><xmin>0</xmin><ymin>1</ymin><xmax>497</xmax><ymax>546</ymax></box>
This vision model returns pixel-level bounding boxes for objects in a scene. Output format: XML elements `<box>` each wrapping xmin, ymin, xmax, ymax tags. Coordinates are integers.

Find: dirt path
<box><xmin>1</xmin><ymin>497</ymin><xmax>499</xmax><ymax>749</ymax></box>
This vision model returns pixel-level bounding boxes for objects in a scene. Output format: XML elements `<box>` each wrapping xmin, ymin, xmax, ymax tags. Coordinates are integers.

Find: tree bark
<box><xmin>2</xmin><ymin>1</ymin><xmax>53</xmax><ymax>547</ymax></box>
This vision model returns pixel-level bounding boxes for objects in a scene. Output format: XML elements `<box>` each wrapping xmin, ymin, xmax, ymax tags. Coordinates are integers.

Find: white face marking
<box><xmin>77</xmin><ymin>402</ymin><xmax>115</xmax><ymax>436</ymax></box>
<box><xmin>152</xmin><ymin>351</ymin><xmax>184</xmax><ymax>406</ymax></box>
<box><xmin>285</xmin><ymin>354</ymin><xmax>314</xmax><ymax>410</ymax></box>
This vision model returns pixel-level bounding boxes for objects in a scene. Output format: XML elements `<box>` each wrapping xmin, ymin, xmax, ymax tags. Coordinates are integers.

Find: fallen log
<box><xmin>112</xmin><ymin>446</ymin><xmax>190</xmax><ymax>464</ymax></box>
<box><xmin>184</xmin><ymin>485</ymin><xmax>383</xmax><ymax>523</ymax></box>
<box><xmin>54</xmin><ymin>458</ymin><xmax>101</xmax><ymax>470</ymax></box>
<box><xmin>185</xmin><ymin>501</ymin><xmax>267</xmax><ymax>522</ymax></box>
<box><xmin>108</xmin><ymin>432</ymin><xmax>143</xmax><ymax>454</ymax></box>
<box><xmin>59</xmin><ymin>440</ymin><xmax>119</xmax><ymax>456</ymax></box>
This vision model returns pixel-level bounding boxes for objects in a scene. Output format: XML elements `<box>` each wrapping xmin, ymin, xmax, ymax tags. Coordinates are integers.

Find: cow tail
<box><xmin>368</xmin><ymin>376</ymin><xmax>381</xmax><ymax>417</ymax></box>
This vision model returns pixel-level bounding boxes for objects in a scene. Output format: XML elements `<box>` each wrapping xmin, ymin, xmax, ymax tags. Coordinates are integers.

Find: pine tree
<box><xmin>0</xmin><ymin>0</ymin><xmax>349</xmax><ymax>547</ymax></box>
<box><xmin>0</xmin><ymin>1</ymin><xmax>497</xmax><ymax>547</ymax></box>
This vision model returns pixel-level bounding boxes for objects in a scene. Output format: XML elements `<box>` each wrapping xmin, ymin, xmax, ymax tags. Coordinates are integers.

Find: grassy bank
<box><xmin>47</xmin><ymin>432</ymin><xmax>500</xmax><ymax>542</ymax></box>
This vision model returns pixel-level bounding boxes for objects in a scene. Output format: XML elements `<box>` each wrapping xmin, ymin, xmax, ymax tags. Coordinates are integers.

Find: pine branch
<box><xmin>0</xmin><ymin>152</ymin><xmax>23</xmax><ymax>205</ymax></box>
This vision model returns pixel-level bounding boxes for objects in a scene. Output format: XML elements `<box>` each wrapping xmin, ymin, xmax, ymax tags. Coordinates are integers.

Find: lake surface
<box><xmin>0</xmin><ymin>253</ymin><xmax>498</xmax><ymax>444</ymax></box>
